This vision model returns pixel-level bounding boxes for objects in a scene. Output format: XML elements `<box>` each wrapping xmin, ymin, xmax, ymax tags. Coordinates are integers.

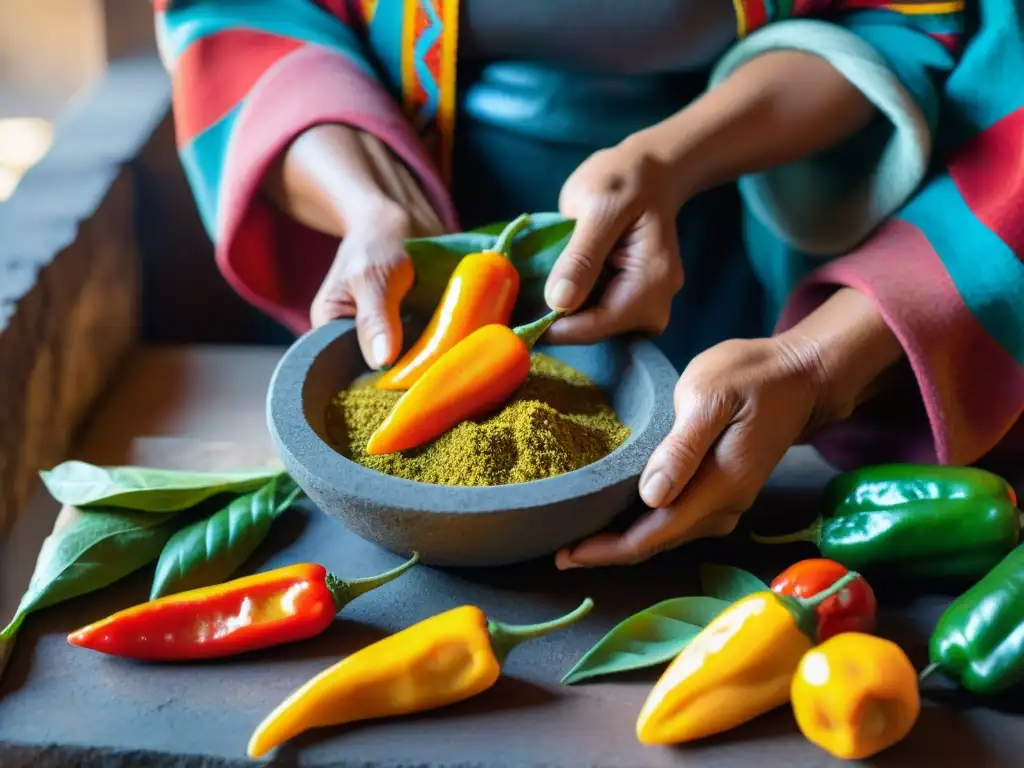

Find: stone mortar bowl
<box><xmin>267</xmin><ymin>318</ymin><xmax>677</xmax><ymax>567</ymax></box>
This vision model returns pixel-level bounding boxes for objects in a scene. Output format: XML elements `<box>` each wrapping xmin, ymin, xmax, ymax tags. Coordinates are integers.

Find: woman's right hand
<box><xmin>310</xmin><ymin>204</ymin><xmax>418</xmax><ymax>370</ymax></box>
<box><xmin>264</xmin><ymin>125</ymin><xmax>445</xmax><ymax>368</ymax></box>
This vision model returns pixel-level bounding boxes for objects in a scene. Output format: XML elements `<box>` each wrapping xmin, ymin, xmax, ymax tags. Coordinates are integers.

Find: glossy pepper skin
<box><xmin>375</xmin><ymin>214</ymin><xmax>529</xmax><ymax>391</ymax></box>
<box><xmin>366</xmin><ymin>309</ymin><xmax>562</xmax><ymax>455</ymax></box>
<box><xmin>636</xmin><ymin>572</ymin><xmax>860</xmax><ymax>745</ymax></box>
<box><xmin>247</xmin><ymin>598</ymin><xmax>594</xmax><ymax>758</ymax></box>
<box><xmin>792</xmin><ymin>632</ymin><xmax>920</xmax><ymax>760</ymax></box>
<box><xmin>754</xmin><ymin>463</ymin><xmax>1020</xmax><ymax>579</ymax></box>
<box><xmin>772</xmin><ymin>559</ymin><xmax>877</xmax><ymax>641</ymax></box>
<box><xmin>67</xmin><ymin>555</ymin><xmax>418</xmax><ymax>660</ymax></box>
<box><xmin>928</xmin><ymin>543</ymin><xmax>1024</xmax><ymax>695</ymax></box>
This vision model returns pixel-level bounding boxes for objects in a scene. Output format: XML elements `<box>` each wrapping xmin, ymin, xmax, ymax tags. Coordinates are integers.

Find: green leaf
<box><xmin>561</xmin><ymin>596</ymin><xmax>729</xmax><ymax>685</ymax></box>
<box><xmin>404</xmin><ymin>213</ymin><xmax>574</xmax><ymax>314</ymax></box>
<box><xmin>149</xmin><ymin>476</ymin><xmax>304</xmax><ymax>599</ymax></box>
<box><xmin>699</xmin><ymin>563</ymin><xmax>770</xmax><ymax>603</ymax></box>
<box><xmin>39</xmin><ymin>460</ymin><xmax>286</xmax><ymax>512</ymax></box>
<box><xmin>0</xmin><ymin>508</ymin><xmax>182</xmax><ymax>651</ymax></box>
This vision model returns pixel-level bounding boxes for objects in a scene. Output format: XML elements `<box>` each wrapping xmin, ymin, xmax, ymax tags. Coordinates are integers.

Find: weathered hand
<box><xmin>311</xmin><ymin>207</ymin><xmax>416</xmax><ymax>369</ymax></box>
<box><xmin>556</xmin><ymin>336</ymin><xmax>826</xmax><ymax>567</ymax></box>
<box><xmin>543</xmin><ymin>140</ymin><xmax>685</xmax><ymax>345</ymax></box>
<box><xmin>307</xmin><ymin>131</ymin><xmax>445</xmax><ymax>369</ymax></box>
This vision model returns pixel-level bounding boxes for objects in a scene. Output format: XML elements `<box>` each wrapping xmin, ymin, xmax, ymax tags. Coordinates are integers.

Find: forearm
<box><xmin>262</xmin><ymin>123</ymin><xmax>412</xmax><ymax>239</ymax></box>
<box><xmin>776</xmin><ymin>287</ymin><xmax>904</xmax><ymax>428</ymax></box>
<box><xmin>633</xmin><ymin>50</ymin><xmax>877</xmax><ymax>204</ymax></box>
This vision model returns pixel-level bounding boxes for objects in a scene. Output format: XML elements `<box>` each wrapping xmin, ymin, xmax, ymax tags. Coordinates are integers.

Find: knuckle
<box><xmin>715</xmin><ymin>510</ymin><xmax>744</xmax><ymax>537</ymax></box>
<box><xmin>642</xmin><ymin>305</ymin><xmax>672</xmax><ymax>335</ymax></box>
<box><xmin>658</xmin><ymin>431</ymin><xmax>700</xmax><ymax>468</ymax></box>
<box><xmin>355</xmin><ymin>310</ymin><xmax>389</xmax><ymax>339</ymax></box>
<box><xmin>559</xmin><ymin>248</ymin><xmax>601</xmax><ymax>280</ymax></box>
<box><xmin>351</xmin><ymin>255</ymin><xmax>405</xmax><ymax>292</ymax></box>
<box><xmin>624</xmin><ymin>537</ymin><xmax>664</xmax><ymax>563</ymax></box>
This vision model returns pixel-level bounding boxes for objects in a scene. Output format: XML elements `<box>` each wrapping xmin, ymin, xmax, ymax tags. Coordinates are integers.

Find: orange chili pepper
<box><xmin>375</xmin><ymin>214</ymin><xmax>530</xmax><ymax>391</ymax></box>
<box><xmin>366</xmin><ymin>309</ymin><xmax>563</xmax><ymax>455</ymax></box>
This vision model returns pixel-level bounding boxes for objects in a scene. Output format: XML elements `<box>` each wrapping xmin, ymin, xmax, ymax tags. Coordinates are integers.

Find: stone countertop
<box><xmin>1</xmin><ymin>345</ymin><xmax>1021</xmax><ymax>768</ymax></box>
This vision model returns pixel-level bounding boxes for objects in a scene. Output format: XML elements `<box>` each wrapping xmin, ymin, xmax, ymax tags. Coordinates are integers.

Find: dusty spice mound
<box><xmin>325</xmin><ymin>353</ymin><xmax>631</xmax><ymax>486</ymax></box>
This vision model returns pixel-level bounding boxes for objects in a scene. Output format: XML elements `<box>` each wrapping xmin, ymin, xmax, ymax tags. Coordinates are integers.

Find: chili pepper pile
<box><xmin>61</xmin><ymin>460</ymin><xmax>1022</xmax><ymax>762</ymax></box>
<box><xmin>355</xmin><ymin>211</ymin><xmax>577</xmax><ymax>456</ymax></box>
<box><xmin>374</xmin><ymin>214</ymin><xmax>529</xmax><ymax>391</ymax></box>
<box><xmin>34</xmin><ymin>214</ymin><xmax>1023</xmax><ymax>760</ymax></box>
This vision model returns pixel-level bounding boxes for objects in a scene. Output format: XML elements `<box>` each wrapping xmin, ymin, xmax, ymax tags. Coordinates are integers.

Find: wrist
<box><xmin>623</xmin><ymin>111</ymin><xmax>715</xmax><ymax>209</ymax></box>
<box><xmin>775</xmin><ymin>288</ymin><xmax>904</xmax><ymax>425</ymax></box>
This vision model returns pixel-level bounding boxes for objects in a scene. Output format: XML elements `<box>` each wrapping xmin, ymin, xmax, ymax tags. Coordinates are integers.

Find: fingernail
<box><xmin>640</xmin><ymin>471</ymin><xmax>672</xmax><ymax>508</ymax></box>
<box><xmin>555</xmin><ymin>549</ymin><xmax>581</xmax><ymax>570</ymax></box>
<box><xmin>371</xmin><ymin>334</ymin><xmax>389</xmax><ymax>369</ymax></box>
<box><xmin>548</xmin><ymin>279</ymin><xmax>577</xmax><ymax>310</ymax></box>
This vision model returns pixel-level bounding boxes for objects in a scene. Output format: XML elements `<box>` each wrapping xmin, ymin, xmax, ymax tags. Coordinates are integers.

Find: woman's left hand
<box><xmin>555</xmin><ymin>285</ymin><xmax>904</xmax><ymax>568</ymax></box>
<box><xmin>556</xmin><ymin>335</ymin><xmax>826</xmax><ymax>568</ymax></box>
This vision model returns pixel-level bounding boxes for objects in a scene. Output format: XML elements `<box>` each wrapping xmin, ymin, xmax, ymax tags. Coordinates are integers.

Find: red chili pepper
<box><xmin>67</xmin><ymin>555</ymin><xmax>418</xmax><ymax>661</ymax></box>
<box><xmin>771</xmin><ymin>558</ymin><xmax>876</xmax><ymax>642</ymax></box>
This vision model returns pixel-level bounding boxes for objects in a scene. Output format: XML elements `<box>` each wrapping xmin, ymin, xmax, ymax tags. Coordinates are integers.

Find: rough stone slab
<box><xmin>2</xmin><ymin>443</ymin><xmax>1022</xmax><ymax>767</ymax></box>
<box><xmin>0</xmin><ymin>54</ymin><xmax>171</xmax><ymax>533</ymax></box>
<box><xmin>0</xmin><ymin>174</ymin><xmax>139</xmax><ymax>533</ymax></box>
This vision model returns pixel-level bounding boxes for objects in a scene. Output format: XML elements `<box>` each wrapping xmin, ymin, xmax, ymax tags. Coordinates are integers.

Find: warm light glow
<box><xmin>0</xmin><ymin>117</ymin><xmax>54</xmax><ymax>201</ymax></box>
<box><xmin>0</xmin><ymin>117</ymin><xmax>53</xmax><ymax>169</ymax></box>
<box><xmin>0</xmin><ymin>166</ymin><xmax>20</xmax><ymax>202</ymax></box>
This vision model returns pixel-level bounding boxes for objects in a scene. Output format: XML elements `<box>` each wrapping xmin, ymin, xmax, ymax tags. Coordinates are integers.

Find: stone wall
<box><xmin>0</xmin><ymin>55</ymin><xmax>171</xmax><ymax>532</ymax></box>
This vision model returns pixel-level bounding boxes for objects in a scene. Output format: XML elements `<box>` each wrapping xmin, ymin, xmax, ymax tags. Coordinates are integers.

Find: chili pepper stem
<box><xmin>777</xmin><ymin>571</ymin><xmax>861</xmax><ymax>642</ymax></box>
<box><xmin>514</xmin><ymin>310</ymin><xmax>566</xmax><ymax>351</ymax></box>
<box><xmin>793</xmin><ymin>571</ymin><xmax>859</xmax><ymax>610</ymax></box>
<box><xmin>918</xmin><ymin>662</ymin><xmax>940</xmax><ymax>683</ymax></box>
<box><xmin>751</xmin><ymin>518</ymin><xmax>822</xmax><ymax>546</ymax></box>
<box><xmin>492</xmin><ymin>214</ymin><xmax>531</xmax><ymax>258</ymax></box>
<box><xmin>488</xmin><ymin>597</ymin><xmax>594</xmax><ymax>665</ymax></box>
<box><xmin>324</xmin><ymin>552</ymin><xmax>420</xmax><ymax>611</ymax></box>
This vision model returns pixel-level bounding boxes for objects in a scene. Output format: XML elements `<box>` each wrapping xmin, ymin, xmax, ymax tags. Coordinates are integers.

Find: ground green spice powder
<box><xmin>325</xmin><ymin>353</ymin><xmax>630</xmax><ymax>486</ymax></box>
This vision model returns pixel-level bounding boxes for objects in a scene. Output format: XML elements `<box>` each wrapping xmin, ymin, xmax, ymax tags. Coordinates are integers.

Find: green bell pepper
<box><xmin>753</xmin><ymin>463</ymin><xmax>1021</xmax><ymax>579</ymax></box>
<box><xmin>926</xmin><ymin>543</ymin><xmax>1024</xmax><ymax>695</ymax></box>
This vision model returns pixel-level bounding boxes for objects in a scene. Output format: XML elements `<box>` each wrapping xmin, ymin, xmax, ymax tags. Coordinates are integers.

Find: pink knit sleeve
<box><xmin>777</xmin><ymin>218</ymin><xmax>1024</xmax><ymax>470</ymax></box>
<box><xmin>216</xmin><ymin>47</ymin><xmax>458</xmax><ymax>335</ymax></box>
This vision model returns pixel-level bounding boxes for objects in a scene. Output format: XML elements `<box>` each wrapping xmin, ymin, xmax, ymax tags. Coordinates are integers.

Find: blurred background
<box><xmin>0</xmin><ymin>0</ymin><xmax>288</xmax><ymax>344</ymax></box>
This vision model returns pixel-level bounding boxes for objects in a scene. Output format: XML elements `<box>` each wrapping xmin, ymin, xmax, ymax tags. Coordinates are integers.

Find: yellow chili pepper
<box><xmin>792</xmin><ymin>632</ymin><xmax>920</xmax><ymax>760</ymax></box>
<box><xmin>636</xmin><ymin>571</ymin><xmax>859</xmax><ymax>745</ymax></box>
<box><xmin>247</xmin><ymin>598</ymin><xmax>593</xmax><ymax>758</ymax></box>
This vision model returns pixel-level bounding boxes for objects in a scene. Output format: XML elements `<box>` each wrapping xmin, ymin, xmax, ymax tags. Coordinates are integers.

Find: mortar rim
<box><xmin>267</xmin><ymin>318</ymin><xmax>677</xmax><ymax>514</ymax></box>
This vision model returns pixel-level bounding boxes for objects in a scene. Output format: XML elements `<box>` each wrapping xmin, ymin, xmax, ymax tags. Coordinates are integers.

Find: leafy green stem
<box><xmin>514</xmin><ymin>310</ymin><xmax>565</xmax><ymax>350</ymax></box>
<box><xmin>750</xmin><ymin>518</ymin><xmax>822</xmax><ymax>546</ymax></box>
<box><xmin>326</xmin><ymin>552</ymin><xmax>420</xmax><ymax>611</ymax></box>
<box><xmin>798</xmin><ymin>571</ymin><xmax>859</xmax><ymax>609</ymax></box>
<box><xmin>492</xmin><ymin>213</ymin><xmax>531</xmax><ymax>258</ymax></box>
<box><xmin>918</xmin><ymin>661</ymin><xmax>941</xmax><ymax>683</ymax></box>
<box><xmin>489</xmin><ymin>598</ymin><xmax>593</xmax><ymax>665</ymax></box>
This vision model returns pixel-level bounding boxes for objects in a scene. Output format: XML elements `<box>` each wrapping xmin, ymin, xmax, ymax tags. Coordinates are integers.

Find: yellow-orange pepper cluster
<box><xmin>635</xmin><ymin>568</ymin><xmax>922</xmax><ymax>761</ymax></box>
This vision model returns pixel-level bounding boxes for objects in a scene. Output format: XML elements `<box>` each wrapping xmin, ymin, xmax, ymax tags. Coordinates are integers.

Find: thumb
<box><xmin>349</xmin><ymin>255</ymin><xmax>414</xmax><ymax>370</ymax></box>
<box><xmin>639</xmin><ymin>383</ymin><xmax>732</xmax><ymax>509</ymax></box>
